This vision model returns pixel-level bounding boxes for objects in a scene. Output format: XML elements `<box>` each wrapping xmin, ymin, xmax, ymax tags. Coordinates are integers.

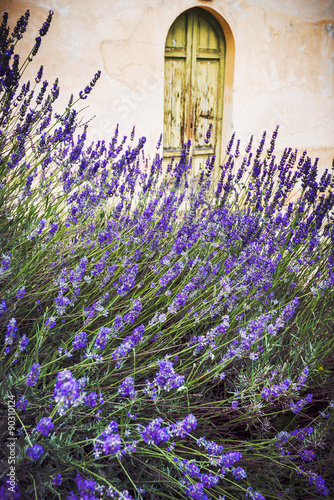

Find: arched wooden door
<box><xmin>164</xmin><ymin>8</ymin><xmax>226</xmax><ymax>176</ymax></box>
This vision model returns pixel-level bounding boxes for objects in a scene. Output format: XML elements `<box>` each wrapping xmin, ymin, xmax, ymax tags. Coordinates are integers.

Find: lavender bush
<box><xmin>0</xmin><ymin>10</ymin><xmax>333</xmax><ymax>500</ymax></box>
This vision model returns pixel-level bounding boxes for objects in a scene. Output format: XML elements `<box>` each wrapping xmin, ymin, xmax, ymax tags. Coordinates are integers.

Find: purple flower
<box><xmin>4</xmin><ymin>318</ymin><xmax>18</xmax><ymax>353</ymax></box>
<box><xmin>15</xmin><ymin>287</ymin><xmax>25</xmax><ymax>300</ymax></box>
<box><xmin>27</xmin><ymin>444</ymin><xmax>43</xmax><ymax>460</ymax></box>
<box><xmin>0</xmin><ymin>482</ymin><xmax>21</xmax><ymax>499</ymax></box>
<box><xmin>308</xmin><ymin>473</ymin><xmax>329</xmax><ymax>495</ymax></box>
<box><xmin>290</xmin><ymin>426</ymin><xmax>313</xmax><ymax>440</ymax></box>
<box><xmin>1</xmin><ymin>253</ymin><xmax>11</xmax><ymax>271</ymax></box>
<box><xmin>112</xmin><ymin>314</ymin><xmax>123</xmax><ymax>335</ymax></box>
<box><xmin>16</xmin><ymin>395</ymin><xmax>28</xmax><ymax>411</ymax></box>
<box><xmin>75</xmin><ymin>475</ymin><xmax>97</xmax><ymax>496</ymax></box>
<box><xmin>94</xmin><ymin>326</ymin><xmax>111</xmax><ymax>349</ymax></box>
<box><xmin>0</xmin><ymin>299</ymin><xmax>7</xmax><ymax>318</ymax></box>
<box><xmin>27</xmin><ymin>363</ymin><xmax>41</xmax><ymax>386</ymax></box>
<box><xmin>299</xmin><ymin>449</ymin><xmax>316</xmax><ymax>462</ymax></box>
<box><xmin>219</xmin><ymin>451</ymin><xmax>242</xmax><ymax>468</ymax></box>
<box><xmin>140</xmin><ymin>417</ymin><xmax>171</xmax><ymax>445</ymax></box>
<box><xmin>36</xmin><ymin>417</ymin><xmax>54</xmax><ymax>436</ymax></box>
<box><xmin>18</xmin><ymin>334</ymin><xmax>29</xmax><ymax>352</ymax></box>
<box><xmin>39</xmin><ymin>10</ymin><xmax>53</xmax><ymax>37</ymax></box>
<box><xmin>54</xmin><ymin>292</ymin><xmax>71</xmax><ymax>316</ymax></box>
<box><xmin>204</xmin><ymin>123</ymin><xmax>213</xmax><ymax>144</ymax></box>
<box><xmin>114</xmin><ymin>264</ymin><xmax>138</xmax><ymax>296</ymax></box>
<box><xmin>197</xmin><ymin>437</ymin><xmax>224</xmax><ymax>456</ymax></box>
<box><xmin>53</xmin><ymin>474</ymin><xmax>62</xmax><ymax>486</ymax></box>
<box><xmin>111</xmin><ymin>324</ymin><xmax>145</xmax><ymax>367</ymax></box>
<box><xmin>290</xmin><ymin>394</ymin><xmax>313</xmax><ymax>414</ymax></box>
<box><xmin>102</xmin><ymin>434</ymin><xmax>121</xmax><ymax>455</ymax></box>
<box><xmin>232</xmin><ymin>466</ymin><xmax>247</xmax><ymax>479</ymax></box>
<box><xmin>54</xmin><ymin>369</ymin><xmax>80</xmax><ymax>409</ymax></box>
<box><xmin>186</xmin><ymin>482</ymin><xmax>209</xmax><ymax>500</ymax></box>
<box><xmin>72</xmin><ymin>331</ymin><xmax>87</xmax><ymax>350</ymax></box>
<box><xmin>118</xmin><ymin>376</ymin><xmax>136</xmax><ymax>398</ymax></box>
<box><xmin>124</xmin><ymin>299</ymin><xmax>142</xmax><ymax>324</ymax></box>
<box><xmin>155</xmin><ymin>359</ymin><xmax>185</xmax><ymax>392</ymax></box>
<box><xmin>48</xmin><ymin>222</ymin><xmax>59</xmax><ymax>238</ymax></box>
<box><xmin>45</xmin><ymin>317</ymin><xmax>56</xmax><ymax>330</ymax></box>
<box><xmin>173</xmin><ymin>414</ymin><xmax>197</xmax><ymax>438</ymax></box>
<box><xmin>296</xmin><ymin>366</ymin><xmax>309</xmax><ymax>389</ymax></box>
<box><xmin>85</xmin><ymin>392</ymin><xmax>98</xmax><ymax>407</ymax></box>
<box><xmin>93</xmin><ymin>421</ymin><xmax>119</xmax><ymax>458</ymax></box>
<box><xmin>246</xmin><ymin>487</ymin><xmax>266</xmax><ymax>500</ymax></box>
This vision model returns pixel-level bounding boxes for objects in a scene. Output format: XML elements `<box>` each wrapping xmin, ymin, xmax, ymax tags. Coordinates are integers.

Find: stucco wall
<box><xmin>2</xmin><ymin>0</ymin><xmax>334</xmax><ymax>173</ymax></box>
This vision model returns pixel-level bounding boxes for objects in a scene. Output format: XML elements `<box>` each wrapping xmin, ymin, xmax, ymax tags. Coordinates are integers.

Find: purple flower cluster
<box><xmin>72</xmin><ymin>331</ymin><xmax>87</xmax><ymax>350</ymax></box>
<box><xmin>54</xmin><ymin>291</ymin><xmax>71</xmax><ymax>316</ymax></box>
<box><xmin>16</xmin><ymin>395</ymin><xmax>28</xmax><ymax>411</ymax></box>
<box><xmin>0</xmin><ymin>482</ymin><xmax>21</xmax><ymax>499</ymax></box>
<box><xmin>83</xmin><ymin>292</ymin><xmax>109</xmax><ymax>324</ymax></box>
<box><xmin>307</xmin><ymin>472</ymin><xmax>329</xmax><ymax>495</ymax></box>
<box><xmin>102</xmin><ymin>433</ymin><xmax>121</xmax><ymax>455</ymax></box>
<box><xmin>36</xmin><ymin>417</ymin><xmax>54</xmax><ymax>435</ymax></box>
<box><xmin>139</xmin><ymin>417</ymin><xmax>171</xmax><ymax>445</ymax></box>
<box><xmin>94</xmin><ymin>326</ymin><xmax>111</xmax><ymax>349</ymax></box>
<box><xmin>232</xmin><ymin>466</ymin><xmax>247</xmax><ymax>479</ymax></box>
<box><xmin>0</xmin><ymin>299</ymin><xmax>7</xmax><ymax>317</ymax></box>
<box><xmin>140</xmin><ymin>414</ymin><xmax>197</xmax><ymax>445</ymax></box>
<box><xmin>45</xmin><ymin>316</ymin><xmax>56</xmax><ymax>330</ymax></box>
<box><xmin>174</xmin><ymin>457</ymin><xmax>220</xmax><ymax>498</ymax></box>
<box><xmin>114</xmin><ymin>264</ymin><xmax>138</xmax><ymax>296</ymax></box>
<box><xmin>189</xmin><ymin>316</ymin><xmax>229</xmax><ymax>355</ymax></box>
<box><xmin>1</xmin><ymin>253</ymin><xmax>11</xmax><ymax>273</ymax></box>
<box><xmin>85</xmin><ymin>392</ymin><xmax>98</xmax><ymax>407</ymax></box>
<box><xmin>93</xmin><ymin>420</ymin><xmax>120</xmax><ymax>459</ymax></box>
<box><xmin>53</xmin><ymin>369</ymin><xmax>81</xmax><ymax>413</ymax></box>
<box><xmin>289</xmin><ymin>426</ymin><xmax>313</xmax><ymax>440</ymax></box>
<box><xmin>261</xmin><ymin>377</ymin><xmax>292</xmax><ymax>400</ymax></box>
<box><xmin>111</xmin><ymin>324</ymin><xmax>145</xmax><ymax>367</ymax></box>
<box><xmin>124</xmin><ymin>298</ymin><xmax>142</xmax><ymax>324</ymax></box>
<box><xmin>118</xmin><ymin>376</ymin><xmax>136</xmax><ymax>398</ymax></box>
<box><xmin>196</xmin><ymin>437</ymin><xmax>224</xmax><ymax>457</ymax></box>
<box><xmin>26</xmin><ymin>362</ymin><xmax>40</xmax><ymax>386</ymax></box>
<box><xmin>152</xmin><ymin>358</ymin><xmax>185</xmax><ymax>393</ymax></box>
<box><xmin>246</xmin><ymin>487</ymin><xmax>266</xmax><ymax>500</ymax></box>
<box><xmin>53</xmin><ymin>473</ymin><xmax>62</xmax><ymax>485</ymax></box>
<box><xmin>27</xmin><ymin>444</ymin><xmax>43</xmax><ymax>460</ymax></box>
<box><xmin>261</xmin><ymin>366</ymin><xmax>310</xmax><ymax>402</ymax></box>
<box><xmin>68</xmin><ymin>474</ymin><xmax>97</xmax><ymax>500</ymax></box>
<box><xmin>299</xmin><ymin>449</ymin><xmax>315</xmax><ymax>462</ymax></box>
<box><xmin>290</xmin><ymin>394</ymin><xmax>313</xmax><ymax>414</ymax></box>
<box><xmin>186</xmin><ymin>482</ymin><xmax>210</xmax><ymax>500</ymax></box>
<box><xmin>4</xmin><ymin>318</ymin><xmax>17</xmax><ymax>354</ymax></box>
<box><xmin>15</xmin><ymin>286</ymin><xmax>25</xmax><ymax>300</ymax></box>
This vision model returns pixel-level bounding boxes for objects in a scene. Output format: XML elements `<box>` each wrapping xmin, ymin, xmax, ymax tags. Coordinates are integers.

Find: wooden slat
<box><xmin>165</xmin><ymin>14</ymin><xmax>186</xmax><ymax>51</ymax></box>
<box><xmin>163</xmin><ymin>59</ymin><xmax>186</xmax><ymax>150</ymax></box>
<box><xmin>192</xmin><ymin>59</ymin><xmax>219</xmax><ymax>148</ymax></box>
<box><xmin>197</xmin><ymin>16</ymin><xmax>219</xmax><ymax>52</ymax></box>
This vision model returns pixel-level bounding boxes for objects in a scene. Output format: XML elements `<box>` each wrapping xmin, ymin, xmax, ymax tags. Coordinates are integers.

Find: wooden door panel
<box><xmin>165</xmin><ymin>14</ymin><xmax>186</xmax><ymax>52</ymax></box>
<box><xmin>192</xmin><ymin>59</ymin><xmax>219</xmax><ymax>148</ymax></box>
<box><xmin>163</xmin><ymin>59</ymin><xmax>186</xmax><ymax>150</ymax></box>
<box><xmin>197</xmin><ymin>17</ymin><xmax>220</xmax><ymax>53</ymax></box>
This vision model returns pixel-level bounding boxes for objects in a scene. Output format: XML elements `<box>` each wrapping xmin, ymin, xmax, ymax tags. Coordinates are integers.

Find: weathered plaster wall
<box><xmin>2</xmin><ymin>0</ymin><xmax>334</xmax><ymax>172</ymax></box>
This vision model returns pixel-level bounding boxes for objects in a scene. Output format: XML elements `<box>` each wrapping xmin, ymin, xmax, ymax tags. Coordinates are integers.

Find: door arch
<box><xmin>163</xmin><ymin>8</ymin><xmax>226</xmax><ymax>177</ymax></box>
